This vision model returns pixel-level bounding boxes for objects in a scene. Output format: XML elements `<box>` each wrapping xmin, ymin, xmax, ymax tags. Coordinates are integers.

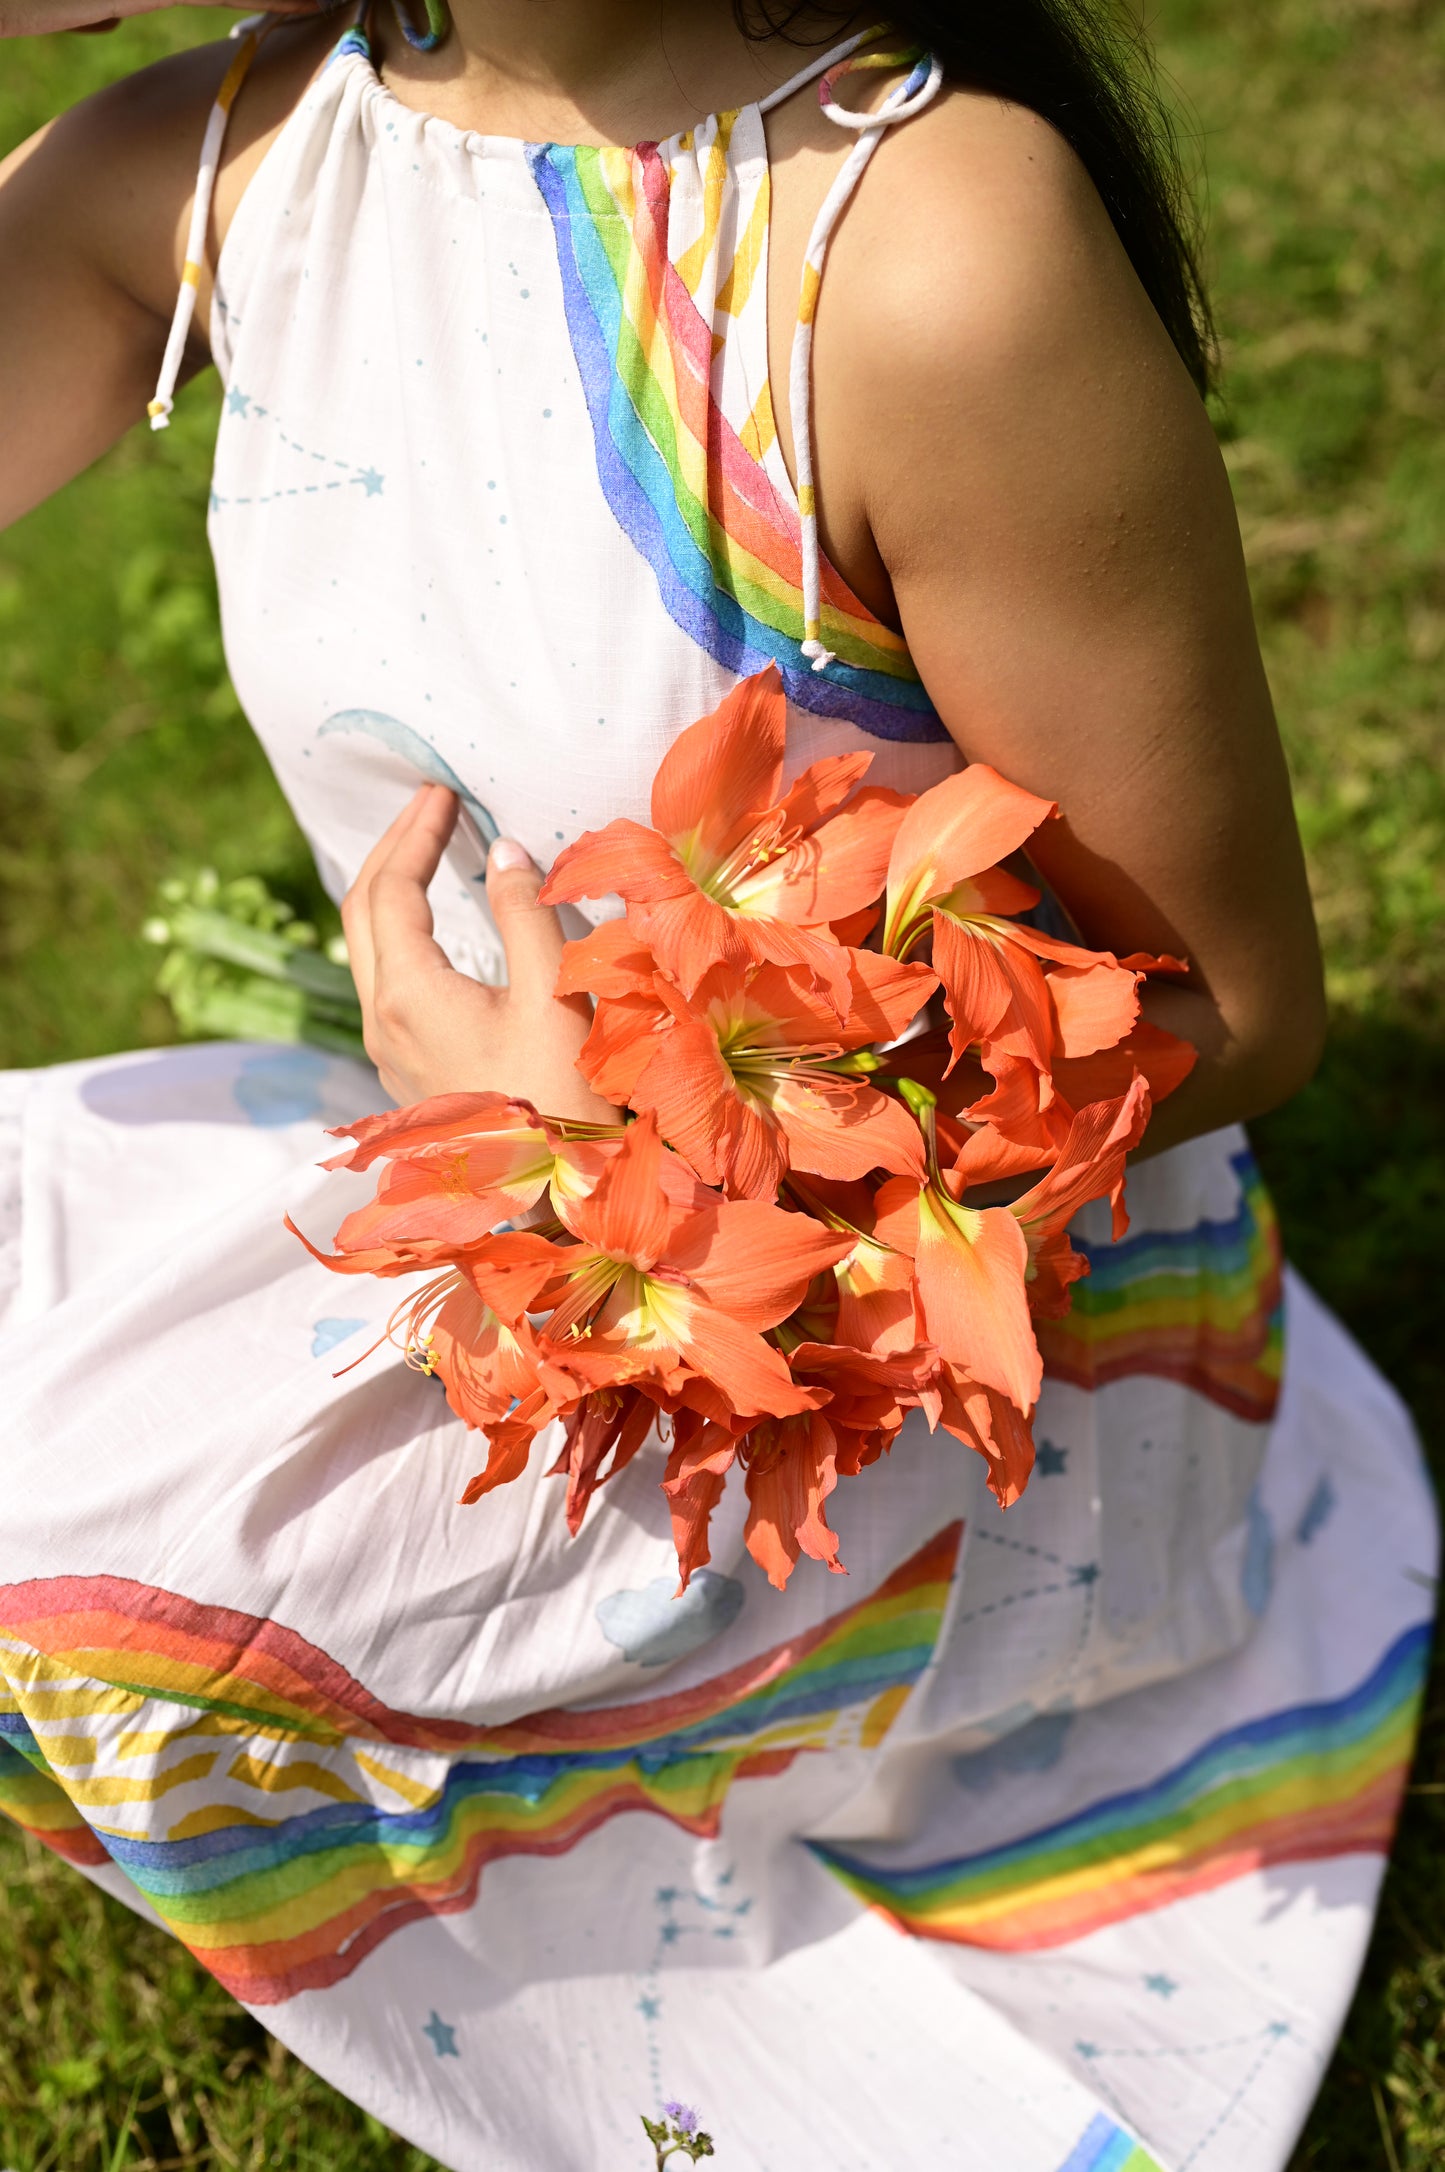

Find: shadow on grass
<box><xmin>1259</xmin><ymin>1011</ymin><xmax>1445</xmax><ymax>2170</ymax></box>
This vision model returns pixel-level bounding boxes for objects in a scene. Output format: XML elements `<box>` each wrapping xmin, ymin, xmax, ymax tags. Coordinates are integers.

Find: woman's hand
<box><xmin>341</xmin><ymin>784</ymin><xmax>618</xmax><ymax>1123</ymax></box>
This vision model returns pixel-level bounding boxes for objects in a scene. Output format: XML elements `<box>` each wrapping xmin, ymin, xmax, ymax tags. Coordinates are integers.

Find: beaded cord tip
<box><xmin>147</xmin><ymin>398</ymin><xmax>174</xmax><ymax>433</ymax></box>
<box><xmin>801</xmin><ymin>638</ymin><xmax>837</xmax><ymax>673</ymax></box>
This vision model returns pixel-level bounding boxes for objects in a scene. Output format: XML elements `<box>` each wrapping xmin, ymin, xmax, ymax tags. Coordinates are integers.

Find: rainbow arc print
<box><xmin>0</xmin><ymin>1527</ymin><xmax>959</xmax><ymax>2005</ymax></box>
<box><xmin>526</xmin><ymin>123</ymin><xmax>948</xmax><ymax>743</ymax></box>
<box><xmin>811</xmin><ymin>1620</ymin><xmax>1427</xmax><ymax>1951</ymax></box>
<box><xmin>1036</xmin><ymin>1145</ymin><xmax>1285</xmax><ymax>1424</ymax></box>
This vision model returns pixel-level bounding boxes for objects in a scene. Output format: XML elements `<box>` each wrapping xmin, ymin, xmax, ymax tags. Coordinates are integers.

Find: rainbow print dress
<box><xmin>0</xmin><ymin>22</ymin><xmax>1434</xmax><ymax>2172</ymax></box>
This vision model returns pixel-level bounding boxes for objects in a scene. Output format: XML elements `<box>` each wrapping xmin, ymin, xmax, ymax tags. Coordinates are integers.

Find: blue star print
<box><xmin>1143</xmin><ymin>1973</ymin><xmax>1179</xmax><ymax>1998</ymax></box>
<box><xmin>636</xmin><ymin>1995</ymin><xmax>662</xmax><ymax>2021</ymax></box>
<box><xmin>355</xmin><ymin>467</ymin><xmax>386</xmax><ymax>497</ymax></box>
<box><xmin>422</xmin><ymin>2011</ymin><xmax>459</xmax><ymax>2057</ymax></box>
<box><xmin>225</xmin><ymin>386</ymin><xmax>251</xmax><ymax>417</ymax></box>
<box><xmin>1035</xmin><ymin>1440</ymin><xmax>1069</xmax><ymax>1476</ymax></box>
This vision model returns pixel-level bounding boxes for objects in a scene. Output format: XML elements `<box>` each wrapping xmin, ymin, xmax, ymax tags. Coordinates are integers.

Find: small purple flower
<box><xmin>663</xmin><ymin>2100</ymin><xmax>700</xmax><ymax>2138</ymax></box>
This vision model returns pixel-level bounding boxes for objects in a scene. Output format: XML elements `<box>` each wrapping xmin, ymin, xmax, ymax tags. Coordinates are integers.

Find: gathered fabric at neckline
<box><xmin>329</xmin><ymin>18</ymin><xmax>872</xmax><ymax>162</ymax></box>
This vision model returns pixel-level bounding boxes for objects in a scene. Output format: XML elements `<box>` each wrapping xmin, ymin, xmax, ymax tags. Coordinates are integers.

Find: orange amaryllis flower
<box><xmin>740</xmin><ymin>1411</ymin><xmax>846</xmax><ymax>1590</ymax></box>
<box><xmin>659</xmin><ymin>1403</ymin><xmax>845</xmax><ymax>1593</ymax></box>
<box><xmin>786</xmin><ymin>1340</ymin><xmax>935</xmax><ymax>1471</ymax></box>
<box><xmin>303</xmin><ymin>1093</ymin><xmax>619</xmax><ymax>1272</ymax></box>
<box><xmin>546</xmin><ymin>1384</ymin><xmax>661</xmax><ymax>1537</ymax></box>
<box><xmin>1004</xmin><ymin>1074</ymin><xmax>1153</xmax><ymax>1307</ymax></box>
<box><xmin>881</xmin><ymin>765</ymin><xmax>1169</xmax><ymax>1075</ymax></box>
<box><xmin>872</xmin><ymin>1082</ymin><xmax>1042</xmax><ymax>1419</ymax></box>
<box><xmin>872</xmin><ymin>1074</ymin><xmax>1152</xmax><ymax>1422</ymax></box>
<box><xmin>933</xmin><ymin>1369</ymin><xmax>1040</xmax><ymax>1509</ymax></box>
<box><xmin>662</xmin><ymin>1340</ymin><xmax>934</xmax><ymax>1592</ymax></box>
<box><xmin>539</xmin><ymin>666</ymin><xmax>909</xmax><ymax>1016</ymax></box>
<box><xmin>613</xmin><ymin>951</ymin><xmax>934</xmax><ymax>1200</ymax></box>
<box><xmin>965</xmin><ymin>1020</ymin><xmax>1195</xmax><ymax>1169</ymax></box>
<box><xmin>394</xmin><ymin>1266</ymin><xmax>548</xmax><ymax>1428</ymax></box>
<box><xmin>785</xmin><ymin>1174</ymin><xmax>929</xmax><ymax>1360</ymax></box>
<box><xmin>497</xmin><ymin>1112</ymin><xmax>851</xmax><ymax>1421</ymax></box>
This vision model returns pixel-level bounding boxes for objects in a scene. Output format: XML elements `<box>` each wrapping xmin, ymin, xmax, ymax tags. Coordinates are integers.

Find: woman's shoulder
<box><xmin>24</xmin><ymin>15</ymin><xmax>337</xmax><ymax>330</ymax></box>
<box><xmin>843</xmin><ymin>85</ymin><xmax>1174</xmax><ymax>380</ymax></box>
<box><xmin>818</xmin><ymin>81</ymin><xmax>1218</xmax><ymax>537</ymax></box>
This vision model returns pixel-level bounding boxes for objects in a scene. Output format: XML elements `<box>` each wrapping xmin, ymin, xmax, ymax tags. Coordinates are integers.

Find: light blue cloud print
<box><xmin>312</xmin><ymin>1318</ymin><xmax>367</xmax><ymax>1359</ymax></box>
<box><xmin>951</xmin><ymin>1709</ymin><xmax>1074</xmax><ymax>1794</ymax></box>
<box><xmin>319</xmin><ymin>711</ymin><xmax>499</xmax><ymax>845</ymax></box>
<box><xmin>232</xmin><ymin>1047</ymin><xmax>330</xmax><ymax>1127</ymax></box>
<box><xmin>1242</xmin><ymin>1487</ymin><xmax>1276</xmax><ymax>1617</ymax></box>
<box><xmin>596</xmin><ymin>1570</ymin><xmax>746</xmax><ymax>1668</ymax></box>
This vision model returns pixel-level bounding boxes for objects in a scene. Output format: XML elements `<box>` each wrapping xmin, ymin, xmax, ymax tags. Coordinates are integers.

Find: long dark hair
<box><xmin>743</xmin><ymin>2</ymin><xmax>1214</xmax><ymax>398</ymax></box>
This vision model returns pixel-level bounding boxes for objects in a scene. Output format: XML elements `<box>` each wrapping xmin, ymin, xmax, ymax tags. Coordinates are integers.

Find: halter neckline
<box><xmin>329</xmin><ymin>21</ymin><xmax>878</xmax><ymax>159</ymax></box>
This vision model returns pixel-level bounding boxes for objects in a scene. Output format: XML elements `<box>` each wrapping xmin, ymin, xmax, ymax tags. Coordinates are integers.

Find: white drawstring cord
<box><xmin>147</xmin><ymin>24</ymin><xmax>266</xmax><ymax>431</ymax></box>
<box><xmin>788</xmin><ymin>51</ymin><xmax>944</xmax><ymax>672</ymax></box>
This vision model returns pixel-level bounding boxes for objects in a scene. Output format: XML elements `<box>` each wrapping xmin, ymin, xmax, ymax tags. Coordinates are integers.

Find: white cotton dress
<box><xmin>0</xmin><ymin>23</ymin><xmax>1435</xmax><ymax>2172</ymax></box>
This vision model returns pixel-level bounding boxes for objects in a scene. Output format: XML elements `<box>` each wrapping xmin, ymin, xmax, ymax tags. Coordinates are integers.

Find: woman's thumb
<box><xmin>486</xmin><ymin>838</ymin><xmax>568</xmax><ymax>987</ymax></box>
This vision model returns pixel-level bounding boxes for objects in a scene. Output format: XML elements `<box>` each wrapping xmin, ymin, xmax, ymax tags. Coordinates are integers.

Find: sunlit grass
<box><xmin>1</xmin><ymin>0</ymin><xmax>1442</xmax><ymax>2164</ymax></box>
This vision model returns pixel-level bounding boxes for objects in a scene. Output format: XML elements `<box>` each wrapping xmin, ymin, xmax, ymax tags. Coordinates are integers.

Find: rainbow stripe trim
<box><xmin>1037</xmin><ymin>1145</ymin><xmax>1285</xmax><ymax>1425</ymax></box>
<box><xmin>526</xmin><ymin>137</ymin><xmax>947</xmax><ymax>743</ymax></box>
<box><xmin>1054</xmin><ymin>2115</ymin><xmax>1163</xmax><ymax>2172</ymax></box>
<box><xmin>0</xmin><ymin>1526</ymin><xmax>959</xmax><ymax>2005</ymax></box>
<box><xmin>811</xmin><ymin>1619</ymin><xmax>1427</xmax><ymax>1951</ymax></box>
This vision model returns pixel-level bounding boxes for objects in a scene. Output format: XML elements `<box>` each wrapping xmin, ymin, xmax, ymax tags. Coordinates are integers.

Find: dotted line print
<box><xmin>1177</xmin><ymin>2023</ymin><xmax>1292</xmax><ymax>2170</ymax></box>
<box><xmin>211</xmin><ymin>387</ymin><xmax>385</xmax><ymax>510</ymax></box>
<box><xmin>970</xmin><ymin>1526</ymin><xmax>1067</xmax><ymax>1570</ymax></box>
<box><xmin>1072</xmin><ymin>2021</ymin><xmax>1292</xmax><ymax>2166</ymax></box>
<box><xmin>634</xmin><ymin>1869</ymin><xmax>754</xmax><ymax>2110</ymax></box>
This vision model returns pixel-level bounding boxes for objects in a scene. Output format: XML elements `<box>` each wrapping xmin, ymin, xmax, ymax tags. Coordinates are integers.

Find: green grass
<box><xmin>1</xmin><ymin>0</ymin><xmax>1443</xmax><ymax>2164</ymax></box>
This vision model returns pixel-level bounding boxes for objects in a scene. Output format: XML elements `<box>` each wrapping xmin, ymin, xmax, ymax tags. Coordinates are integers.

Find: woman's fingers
<box><xmin>368</xmin><ymin>785</ymin><xmax>461</xmax><ymax>985</ymax></box>
<box><xmin>486</xmin><ymin>839</ymin><xmax>575</xmax><ymax>1006</ymax></box>
<box><xmin>341</xmin><ymin>785</ymin><xmax>436</xmax><ymax>1008</ymax></box>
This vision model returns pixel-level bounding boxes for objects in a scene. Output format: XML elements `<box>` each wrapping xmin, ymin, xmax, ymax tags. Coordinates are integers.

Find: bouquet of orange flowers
<box><xmin>292</xmin><ymin>668</ymin><xmax>1193</xmax><ymax>1591</ymax></box>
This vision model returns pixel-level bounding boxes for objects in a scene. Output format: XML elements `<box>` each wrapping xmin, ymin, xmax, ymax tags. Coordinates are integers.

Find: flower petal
<box><xmin>539</xmin><ymin>819</ymin><xmax>690</xmax><ymax>908</ymax></box>
<box><xmin>838</xmin><ymin>947</ymin><xmax>939</xmax><ymax>1047</ymax></box>
<box><xmin>461</xmin><ymin>1232</ymin><xmax>575</xmax><ymax>1327</ymax></box>
<box><xmin>626</xmin><ymin>1009</ymin><xmax>741</xmax><ymax>1188</ymax></box>
<box><xmin>770</xmin><ymin>749</ymin><xmax>874</xmax><ymax>834</ymax></box>
<box><xmin>771</xmin><ymin>1072</ymin><xmax>926</xmax><ymax>1183</ymax></box>
<box><xmin>650</xmin><ymin>665</ymin><xmax>787</xmax><ymax>863</ymax></box>
<box><xmin>884</xmin><ymin>766</ymin><xmax>1055</xmax><ymax>951</ymax></box>
<box><xmin>431</xmin><ymin>1284</ymin><xmax>541</xmax><ymax>1429</ymax></box>
<box><xmin>734</xmin><ymin>787</ymin><xmax>910</xmax><ymax>928</ymax></box>
<box><xmin>1012</xmin><ymin>1076</ymin><xmax>1152</xmax><ymax>1244</ymax></box>
<box><xmin>936</xmin><ymin>1370</ymin><xmax>1037</xmax><ymax>1507</ymax></box>
<box><xmin>459</xmin><ymin>1391</ymin><xmax>553</xmax><ymax>1504</ymax></box>
<box><xmin>550</xmin><ymin>1386</ymin><xmax>659</xmax><ymax>1536</ymax></box>
<box><xmin>578</xmin><ymin>991</ymin><xmax>670</xmax><ymax>1104</ymax></box>
<box><xmin>1052</xmin><ymin>1019</ymin><xmax>1197</xmax><ymax>1112</ymax></box>
<box><xmin>743</xmin><ymin>1413</ymin><xmax>844</xmax><ymax>1591</ymax></box>
<box><xmin>930</xmin><ymin>912</ymin><xmax>1022</xmax><ymax>1055</ymax></box>
<box><xmin>675</xmin><ymin>1300</ymin><xmax>828</xmax><ymax>1419</ymax></box>
<box><xmin>661</xmin><ymin>1418</ymin><xmax>738</xmax><ymax>1590</ymax></box>
<box><xmin>564</xmin><ymin>1109</ymin><xmax>675</xmax><ymax>1267</ymax></box>
<box><xmin>1045</xmin><ymin>958</ymin><xmax>1142</xmax><ymax>1059</ymax></box>
<box><xmin>633</xmin><ymin>888</ymin><xmax>758</xmax><ymax>999</ymax></box>
<box><xmin>667</xmin><ymin>1200</ymin><xmax>852</xmax><ymax>1328</ymax></box>
<box><xmin>554</xmin><ymin>919</ymin><xmax>661</xmax><ymax>1000</ymax></box>
<box><xmin>322</xmin><ymin>1092</ymin><xmax>543</xmax><ymax>1173</ymax></box>
<box><xmin>914</xmin><ymin>1191</ymin><xmax>1041</xmax><ymax>1412</ymax></box>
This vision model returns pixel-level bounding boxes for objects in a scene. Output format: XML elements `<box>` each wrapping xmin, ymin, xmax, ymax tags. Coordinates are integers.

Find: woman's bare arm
<box><xmin>0</xmin><ymin>16</ymin><xmax>330</xmax><ymax>530</ymax></box>
<box><xmin>802</xmin><ymin>93</ymin><xmax>1325</xmax><ymax>1153</ymax></box>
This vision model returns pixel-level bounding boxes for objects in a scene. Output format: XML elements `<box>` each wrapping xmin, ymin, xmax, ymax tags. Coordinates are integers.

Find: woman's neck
<box><xmin>371</xmin><ymin>0</ymin><xmax>867</xmax><ymax>147</ymax></box>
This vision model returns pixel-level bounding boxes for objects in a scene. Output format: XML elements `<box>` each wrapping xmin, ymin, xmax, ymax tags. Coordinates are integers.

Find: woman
<box><xmin>0</xmin><ymin>1</ymin><xmax>1433</xmax><ymax>2166</ymax></box>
